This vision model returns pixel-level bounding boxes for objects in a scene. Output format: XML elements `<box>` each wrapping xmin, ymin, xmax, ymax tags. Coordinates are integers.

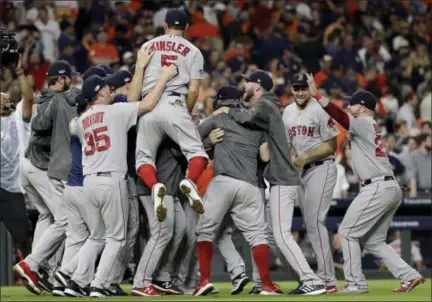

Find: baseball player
<box><xmin>132</xmin><ymin>137</ymin><xmax>187</xmax><ymax>296</ymax></box>
<box><xmin>14</xmin><ymin>60</ymin><xmax>79</xmax><ymax>294</ymax></box>
<box><xmin>60</xmin><ymin>62</ymin><xmax>177</xmax><ymax>297</ymax></box>
<box><xmin>309</xmin><ymin>75</ymin><xmax>425</xmax><ymax>293</ymax></box>
<box><xmin>195</xmin><ymin>85</ymin><xmax>281</xmax><ymax>296</ymax></box>
<box><xmin>283</xmin><ymin>73</ymin><xmax>339</xmax><ymax>292</ymax></box>
<box><xmin>131</xmin><ymin>9</ymin><xmax>208</xmax><ymax>221</ymax></box>
<box><xmin>214</xmin><ymin>70</ymin><xmax>326</xmax><ymax>295</ymax></box>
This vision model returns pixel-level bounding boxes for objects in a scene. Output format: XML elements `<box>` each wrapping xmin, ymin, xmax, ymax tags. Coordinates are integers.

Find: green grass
<box><xmin>1</xmin><ymin>280</ymin><xmax>430</xmax><ymax>301</ymax></box>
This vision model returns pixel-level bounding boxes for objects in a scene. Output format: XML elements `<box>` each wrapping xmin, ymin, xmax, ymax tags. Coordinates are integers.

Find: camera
<box><xmin>0</xmin><ymin>29</ymin><xmax>20</xmax><ymax>69</ymax></box>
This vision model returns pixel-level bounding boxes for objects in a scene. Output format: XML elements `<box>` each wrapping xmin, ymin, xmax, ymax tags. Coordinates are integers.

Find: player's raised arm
<box><xmin>306</xmin><ymin>74</ymin><xmax>350</xmax><ymax>130</ymax></box>
<box><xmin>137</xmin><ymin>65</ymin><xmax>178</xmax><ymax>116</ymax></box>
<box><xmin>14</xmin><ymin>54</ymin><xmax>34</xmax><ymax>121</ymax></box>
<box><xmin>128</xmin><ymin>44</ymin><xmax>153</xmax><ymax>103</ymax></box>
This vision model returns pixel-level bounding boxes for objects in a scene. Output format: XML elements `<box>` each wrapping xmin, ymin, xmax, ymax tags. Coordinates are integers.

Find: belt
<box><xmin>169</xmin><ymin>92</ymin><xmax>182</xmax><ymax>97</ymax></box>
<box><xmin>95</xmin><ymin>172</ymin><xmax>128</xmax><ymax>180</ymax></box>
<box><xmin>361</xmin><ymin>175</ymin><xmax>394</xmax><ymax>187</ymax></box>
<box><xmin>303</xmin><ymin>159</ymin><xmax>334</xmax><ymax>171</ymax></box>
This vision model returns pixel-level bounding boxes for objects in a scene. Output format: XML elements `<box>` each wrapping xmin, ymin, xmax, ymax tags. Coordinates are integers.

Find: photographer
<box><xmin>0</xmin><ymin>54</ymin><xmax>34</xmax><ymax>258</ymax></box>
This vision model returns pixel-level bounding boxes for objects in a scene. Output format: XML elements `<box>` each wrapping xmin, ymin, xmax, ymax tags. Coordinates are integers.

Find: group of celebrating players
<box><xmin>12</xmin><ymin>8</ymin><xmax>424</xmax><ymax>298</ymax></box>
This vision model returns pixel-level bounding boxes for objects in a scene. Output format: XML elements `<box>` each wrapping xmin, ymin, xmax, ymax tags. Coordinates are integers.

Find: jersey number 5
<box><xmin>375</xmin><ymin>135</ymin><xmax>387</xmax><ymax>157</ymax></box>
<box><xmin>161</xmin><ymin>54</ymin><xmax>178</xmax><ymax>66</ymax></box>
<box><xmin>84</xmin><ymin>126</ymin><xmax>111</xmax><ymax>156</ymax></box>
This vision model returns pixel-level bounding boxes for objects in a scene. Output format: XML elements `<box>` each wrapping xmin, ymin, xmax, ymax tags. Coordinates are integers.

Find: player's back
<box><xmin>211</xmin><ymin>114</ymin><xmax>266</xmax><ymax>186</ymax></box>
<box><xmin>141</xmin><ymin>34</ymin><xmax>203</xmax><ymax>96</ymax></box>
<box><xmin>348</xmin><ymin>115</ymin><xmax>394</xmax><ymax>181</ymax></box>
<box><xmin>76</xmin><ymin>103</ymin><xmax>138</xmax><ymax>175</ymax></box>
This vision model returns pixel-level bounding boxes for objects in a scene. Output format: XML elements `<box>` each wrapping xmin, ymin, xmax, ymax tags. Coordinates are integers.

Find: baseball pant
<box><xmin>297</xmin><ymin>162</ymin><xmax>337</xmax><ymax>286</ymax></box>
<box><xmin>154</xmin><ymin>198</ymin><xmax>187</xmax><ymax>282</ymax></box>
<box><xmin>133</xmin><ymin>195</ymin><xmax>185</xmax><ymax>288</ymax></box>
<box><xmin>269</xmin><ymin>185</ymin><xmax>323</xmax><ymax>286</ymax></box>
<box><xmin>197</xmin><ymin>176</ymin><xmax>267</xmax><ymax>247</ymax></box>
<box><xmin>172</xmin><ymin>200</ymin><xmax>199</xmax><ymax>290</ymax></box>
<box><xmin>338</xmin><ymin>180</ymin><xmax>421</xmax><ymax>287</ymax></box>
<box><xmin>71</xmin><ymin>174</ymin><xmax>129</xmax><ymax>289</ymax></box>
<box><xmin>59</xmin><ymin>186</ymin><xmax>88</xmax><ymax>278</ymax></box>
<box><xmin>23</xmin><ymin>161</ymin><xmax>67</xmax><ymax>273</ymax></box>
<box><xmin>216</xmin><ymin>217</ymin><xmax>246</xmax><ymax>280</ymax></box>
<box><xmin>113</xmin><ymin>178</ymin><xmax>140</xmax><ymax>284</ymax></box>
<box><xmin>251</xmin><ymin>188</ymin><xmax>295</xmax><ymax>288</ymax></box>
<box><xmin>135</xmin><ymin>95</ymin><xmax>208</xmax><ymax>169</ymax></box>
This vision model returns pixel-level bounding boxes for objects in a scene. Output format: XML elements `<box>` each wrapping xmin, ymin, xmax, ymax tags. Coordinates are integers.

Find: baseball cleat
<box><xmin>52</xmin><ymin>287</ymin><xmax>65</xmax><ymax>297</ymax></box>
<box><xmin>260</xmin><ymin>283</ymin><xmax>283</xmax><ymax>295</ymax></box>
<box><xmin>392</xmin><ymin>277</ymin><xmax>425</xmax><ymax>292</ymax></box>
<box><xmin>249</xmin><ymin>285</ymin><xmax>262</xmax><ymax>295</ymax></box>
<box><xmin>339</xmin><ymin>284</ymin><xmax>369</xmax><ymax>294</ymax></box>
<box><xmin>89</xmin><ymin>286</ymin><xmax>110</xmax><ymax>298</ymax></box>
<box><xmin>54</xmin><ymin>270</ymin><xmax>70</xmax><ymax>288</ymax></box>
<box><xmin>193</xmin><ymin>279</ymin><xmax>215</xmax><ymax>296</ymax></box>
<box><xmin>289</xmin><ymin>283</ymin><xmax>326</xmax><ymax>295</ymax></box>
<box><xmin>37</xmin><ymin>269</ymin><xmax>53</xmax><ymax>293</ymax></box>
<box><xmin>152</xmin><ymin>183</ymin><xmax>167</xmax><ymax>222</ymax></box>
<box><xmin>231</xmin><ymin>273</ymin><xmax>250</xmax><ymax>295</ymax></box>
<box><xmin>325</xmin><ymin>285</ymin><xmax>338</xmax><ymax>293</ymax></box>
<box><xmin>153</xmin><ymin>280</ymin><xmax>184</xmax><ymax>295</ymax></box>
<box><xmin>180</xmin><ymin>179</ymin><xmax>204</xmax><ymax>214</ymax></box>
<box><xmin>64</xmin><ymin>280</ymin><xmax>89</xmax><ymax>297</ymax></box>
<box><xmin>210</xmin><ymin>287</ymin><xmax>220</xmax><ymax>294</ymax></box>
<box><xmin>131</xmin><ymin>285</ymin><xmax>163</xmax><ymax>296</ymax></box>
<box><xmin>107</xmin><ymin>284</ymin><xmax>127</xmax><ymax>296</ymax></box>
<box><xmin>13</xmin><ymin>261</ymin><xmax>41</xmax><ymax>295</ymax></box>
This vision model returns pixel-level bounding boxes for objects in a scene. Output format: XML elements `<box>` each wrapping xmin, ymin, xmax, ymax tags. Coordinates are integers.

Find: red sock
<box><xmin>252</xmin><ymin>244</ymin><xmax>272</xmax><ymax>287</ymax></box>
<box><xmin>187</xmin><ymin>157</ymin><xmax>207</xmax><ymax>183</ymax></box>
<box><xmin>197</xmin><ymin>241</ymin><xmax>213</xmax><ymax>282</ymax></box>
<box><xmin>138</xmin><ymin>164</ymin><xmax>158</xmax><ymax>189</ymax></box>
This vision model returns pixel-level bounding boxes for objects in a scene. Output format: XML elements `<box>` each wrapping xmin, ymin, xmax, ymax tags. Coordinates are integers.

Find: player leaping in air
<box><xmin>128</xmin><ymin>8</ymin><xmax>208</xmax><ymax>222</ymax></box>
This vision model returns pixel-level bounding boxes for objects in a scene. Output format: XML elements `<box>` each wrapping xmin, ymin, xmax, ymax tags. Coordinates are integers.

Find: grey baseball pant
<box><xmin>297</xmin><ymin>162</ymin><xmax>337</xmax><ymax>286</ymax></box>
<box><xmin>338</xmin><ymin>180</ymin><xmax>421</xmax><ymax>287</ymax></box>
<box><xmin>71</xmin><ymin>174</ymin><xmax>129</xmax><ymax>289</ymax></box>
<box><xmin>133</xmin><ymin>195</ymin><xmax>186</xmax><ymax>288</ymax></box>
<box><xmin>269</xmin><ymin>185</ymin><xmax>323</xmax><ymax>286</ymax></box>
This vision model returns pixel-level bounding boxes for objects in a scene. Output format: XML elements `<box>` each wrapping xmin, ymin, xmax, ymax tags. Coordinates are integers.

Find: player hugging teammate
<box><xmin>12</xmin><ymin>8</ymin><xmax>424</xmax><ymax>298</ymax></box>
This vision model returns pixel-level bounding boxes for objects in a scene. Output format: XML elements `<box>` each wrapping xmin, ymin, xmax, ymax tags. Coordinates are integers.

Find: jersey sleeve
<box><xmin>319</xmin><ymin>108</ymin><xmax>340</xmax><ymax>141</ymax></box>
<box><xmin>189</xmin><ymin>49</ymin><xmax>205</xmax><ymax>80</ymax></box>
<box><xmin>197</xmin><ymin>116</ymin><xmax>215</xmax><ymax>139</ymax></box>
<box><xmin>112</xmin><ymin>102</ymin><xmax>140</xmax><ymax>131</ymax></box>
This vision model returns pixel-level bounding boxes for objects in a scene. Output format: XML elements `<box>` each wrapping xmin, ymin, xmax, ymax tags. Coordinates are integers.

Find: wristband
<box><xmin>315</xmin><ymin>92</ymin><xmax>322</xmax><ymax>101</ymax></box>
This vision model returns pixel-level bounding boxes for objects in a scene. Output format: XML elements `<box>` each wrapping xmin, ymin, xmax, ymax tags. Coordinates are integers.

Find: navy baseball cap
<box><xmin>241</xmin><ymin>69</ymin><xmax>273</xmax><ymax>91</ymax></box>
<box><xmin>75</xmin><ymin>93</ymin><xmax>87</xmax><ymax>107</ymax></box>
<box><xmin>210</xmin><ymin>84</ymin><xmax>242</xmax><ymax>101</ymax></box>
<box><xmin>349</xmin><ymin>89</ymin><xmax>377</xmax><ymax>111</ymax></box>
<box><xmin>47</xmin><ymin>60</ymin><xmax>76</xmax><ymax>77</ymax></box>
<box><xmin>83</xmin><ymin>66</ymin><xmax>107</xmax><ymax>81</ymax></box>
<box><xmin>105</xmin><ymin>70</ymin><xmax>132</xmax><ymax>90</ymax></box>
<box><xmin>100</xmin><ymin>64</ymin><xmax>114</xmax><ymax>75</ymax></box>
<box><xmin>165</xmin><ymin>8</ymin><xmax>188</xmax><ymax>28</ymax></box>
<box><xmin>291</xmin><ymin>73</ymin><xmax>308</xmax><ymax>87</ymax></box>
<box><xmin>82</xmin><ymin>75</ymin><xmax>106</xmax><ymax>101</ymax></box>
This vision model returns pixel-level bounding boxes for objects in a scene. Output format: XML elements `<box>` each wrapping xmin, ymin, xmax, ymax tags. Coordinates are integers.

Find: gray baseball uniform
<box><xmin>336</xmin><ymin>115</ymin><xmax>421</xmax><ymax>287</ymax></box>
<box><xmin>196</xmin><ymin>113</ymin><xmax>267</xmax><ymax>247</ymax></box>
<box><xmin>283</xmin><ymin>99</ymin><xmax>339</xmax><ymax>286</ymax></box>
<box><xmin>71</xmin><ymin>102</ymin><xmax>139</xmax><ymax>289</ymax></box>
<box><xmin>228</xmin><ymin>93</ymin><xmax>323</xmax><ymax>286</ymax></box>
<box><xmin>135</xmin><ymin>34</ymin><xmax>208</xmax><ymax>173</ymax></box>
<box><xmin>134</xmin><ymin>137</ymin><xmax>188</xmax><ymax>288</ymax></box>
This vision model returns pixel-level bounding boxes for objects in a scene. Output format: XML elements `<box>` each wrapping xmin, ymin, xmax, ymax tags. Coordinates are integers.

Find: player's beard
<box><xmin>243</xmin><ymin>89</ymin><xmax>254</xmax><ymax>103</ymax></box>
<box><xmin>295</xmin><ymin>96</ymin><xmax>310</xmax><ymax>109</ymax></box>
<box><xmin>63</xmin><ymin>82</ymin><xmax>70</xmax><ymax>91</ymax></box>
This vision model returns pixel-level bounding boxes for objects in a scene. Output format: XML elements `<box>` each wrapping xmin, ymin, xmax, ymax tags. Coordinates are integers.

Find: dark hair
<box><xmin>76</xmin><ymin>103</ymin><xmax>87</xmax><ymax>115</ymax></box>
<box><xmin>418</xmin><ymin>133</ymin><xmax>431</xmax><ymax>144</ymax></box>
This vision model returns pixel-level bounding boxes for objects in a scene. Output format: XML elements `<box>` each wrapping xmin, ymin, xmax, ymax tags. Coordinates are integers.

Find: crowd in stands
<box><xmin>1</xmin><ymin>0</ymin><xmax>431</xmax><ymax>274</ymax></box>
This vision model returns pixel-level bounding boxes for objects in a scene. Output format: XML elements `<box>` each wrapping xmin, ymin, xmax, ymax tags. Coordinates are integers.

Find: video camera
<box><xmin>0</xmin><ymin>29</ymin><xmax>20</xmax><ymax>69</ymax></box>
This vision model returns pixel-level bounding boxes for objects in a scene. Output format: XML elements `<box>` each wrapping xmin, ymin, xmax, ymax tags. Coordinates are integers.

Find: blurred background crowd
<box><xmin>1</xmin><ymin>0</ymin><xmax>431</xmax><ymax>276</ymax></box>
